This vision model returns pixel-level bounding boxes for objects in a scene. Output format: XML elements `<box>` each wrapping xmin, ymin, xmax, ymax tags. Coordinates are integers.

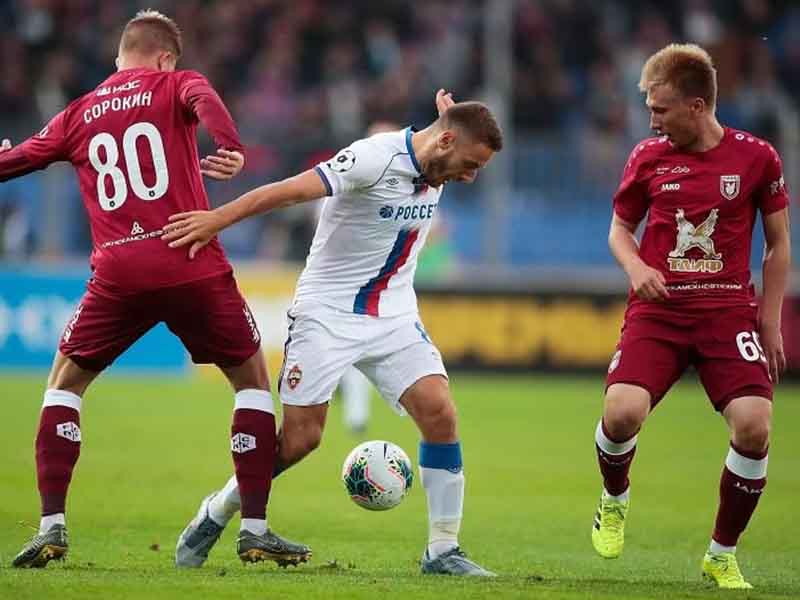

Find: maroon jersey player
<box><xmin>1</xmin><ymin>11</ymin><xmax>308</xmax><ymax>569</ymax></box>
<box><xmin>591</xmin><ymin>44</ymin><xmax>790</xmax><ymax>589</ymax></box>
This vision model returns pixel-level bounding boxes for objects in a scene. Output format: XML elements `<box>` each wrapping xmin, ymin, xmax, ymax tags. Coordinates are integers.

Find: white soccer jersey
<box><xmin>294</xmin><ymin>128</ymin><xmax>442</xmax><ymax>318</ymax></box>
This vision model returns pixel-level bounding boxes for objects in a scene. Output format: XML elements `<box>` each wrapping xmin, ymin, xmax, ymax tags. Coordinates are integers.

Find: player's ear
<box><xmin>690</xmin><ymin>96</ymin><xmax>706</xmax><ymax>116</ymax></box>
<box><xmin>158</xmin><ymin>51</ymin><xmax>177</xmax><ymax>72</ymax></box>
<box><xmin>437</xmin><ymin>130</ymin><xmax>456</xmax><ymax>152</ymax></box>
<box><xmin>115</xmin><ymin>56</ymin><xmax>120</xmax><ymax>70</ymax></box>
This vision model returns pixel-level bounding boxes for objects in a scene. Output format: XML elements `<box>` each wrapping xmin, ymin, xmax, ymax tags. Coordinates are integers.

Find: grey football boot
<box><xmin>176</xmin><ymin>492</ymin><xmax>226</xmax><ymax>567</ymax></box>
<box><xmin>237</xmin><ymin>529</ymin><xmax>312</xmax><ymax>567</ymax></box>
<box><xmin>12</xmin><ymin>523</ymin><xmax>69</xmax><ymax>568</ymax></box>
<box><xmin>421</xmin><ymin>547</ymin><xmax>496</xmax><ymax>577</ymax></box>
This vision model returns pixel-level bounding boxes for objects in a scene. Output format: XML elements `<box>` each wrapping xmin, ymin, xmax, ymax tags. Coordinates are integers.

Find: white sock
<box><xmin>420</xmin><ymin>466</ymin><xmax>463</xmax><ymax>559</ymax></box>
<box><xmin>710</xmin><ymin>540</ymin><xmax>736</xmax><ymax>554</ymax></box>
<box><xmin>241</xmin><ymin>518</ymin><xmax>267</xmax><ymax>536</ymax></box>
<box><xmin>208</xmin><ymin>475</ymin><xmax>241</xmax><ymax>526</ymax></box>
<box><xmin>39</xmin><ymin>513</ymin><xmax>65</xmax><ymax>534</ymax></box>
<box><xmin>603</xmin><ymin>487</ymin><xmax>630</xmax><ymax>502</ymax></box>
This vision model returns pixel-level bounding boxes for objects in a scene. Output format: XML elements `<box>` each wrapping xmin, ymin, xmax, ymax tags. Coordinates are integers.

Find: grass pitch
<box><xmin>1</xmin><ymin>373</ymin><xmax>798</xmax><ymax>599</ymax></box>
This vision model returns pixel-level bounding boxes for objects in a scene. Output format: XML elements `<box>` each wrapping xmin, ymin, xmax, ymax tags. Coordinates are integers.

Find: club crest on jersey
<box><xmin>720</xmin><ymin>174</ymin><xmax>740</xmax><ymax>200</ymax></box>
<box><xmin>667</xmin><ymin>208</ymin><xmax>723</xmax><ymax>273</ymax></box>
<box><xmin>328</xmin><ymin>149</ymin><xmax>356</xmax><ymax>173</ymax></box>
<box><xmin>286</xmin><ymin>365</ymin><xmax>303</xmax><ymax>390</ymax></box>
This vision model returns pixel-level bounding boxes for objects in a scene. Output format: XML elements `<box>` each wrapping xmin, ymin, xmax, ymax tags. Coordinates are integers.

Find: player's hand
<box><xmin>0</xmin><ymin>139</ymin><xmax>11</xmax><ymax>153</ymax></box>
<box><xmin>758</xmin><ymin>320</ymin><xmax>786</xmax><ymax>384</ymax></box>
<box><xmin>162</xmin><ymin>210</ymin><xmax>225</xmax><ymax>259</ymax></box>
<box><xmin>628</xmin><ymin>262</ymin><xmax>670</xmax><ymax>301</ymax></box>
<box><xmin>436</xmin><ymin>89</ymin><xmax>455</xmax><ymax>116</ymax></box>
<box><xmin>201</xmin><ymin>149</ymin><xmax>244</xmax><ymax>180</ymax></box>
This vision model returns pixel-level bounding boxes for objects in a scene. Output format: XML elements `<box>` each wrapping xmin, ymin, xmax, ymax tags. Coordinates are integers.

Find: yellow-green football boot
<box><xmin>591</xmin><ymin>492</ymin><xmax>629</xmax><ymax>558</ymax></box>
<box><xmin>702</xmin><ymin>552</ymin><xmax>753</xmax><ymax>589</ymax></box>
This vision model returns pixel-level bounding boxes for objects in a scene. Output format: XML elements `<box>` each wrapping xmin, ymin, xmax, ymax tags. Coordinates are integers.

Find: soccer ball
<box><xmin>341</xmin><ymin>440</ymin><xmax>413</xmax><ymax>511</ymax></box>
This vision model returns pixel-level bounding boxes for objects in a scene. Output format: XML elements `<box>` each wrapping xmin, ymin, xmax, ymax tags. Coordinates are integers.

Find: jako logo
<box><xmin>661</xmin><ymin>183</ymin><xmax>681</xmax><ymax>192</ymax></box>
<box><xmin>379</xmin><ymin>205</ymin><xmax>394</xmax><ymax>219</ymax></box>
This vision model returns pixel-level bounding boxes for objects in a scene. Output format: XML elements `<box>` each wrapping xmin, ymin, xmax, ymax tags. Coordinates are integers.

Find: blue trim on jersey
<box><xmin>405</xmin><ymin>127</ymin><xmax>422</xmax><ymax>174</ymax></box>
<box><xmin>314</xmin><ymin>165</ymin><xmax>333</xmax><ymax>197</ymax></box>
<box><xmin>353</xmin><ymin>229</ymin><xmax>411</xmax><ymax>315</ymax></box>
<box><xmin>419</xmin><ymin>442</ymin><xmax>462</xmax><ymax>472</ymax></box>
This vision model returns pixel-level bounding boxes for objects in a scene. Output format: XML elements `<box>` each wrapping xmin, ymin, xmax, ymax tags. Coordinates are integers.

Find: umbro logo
<box><xmin>131</xmin><ymin>221</ymin><xmax>144</xmax><ymax>235</ymax></box>
<box><xmin>386</xmin><ymin>177</ymin><xmax>399</xmax><ymax>186</ymax></box>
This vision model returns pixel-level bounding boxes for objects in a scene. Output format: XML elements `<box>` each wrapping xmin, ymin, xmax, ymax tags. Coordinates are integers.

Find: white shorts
<box><xmin>278</xmin><ymin>302</ymin><xmax>447</xmax><ymax>414</ymax></box>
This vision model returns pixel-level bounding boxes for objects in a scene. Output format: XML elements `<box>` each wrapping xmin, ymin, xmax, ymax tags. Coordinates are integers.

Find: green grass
<box><xmin>1</xmin><ymin>373</ymin><xmax>798</xmax><ymax>599</ymax></box>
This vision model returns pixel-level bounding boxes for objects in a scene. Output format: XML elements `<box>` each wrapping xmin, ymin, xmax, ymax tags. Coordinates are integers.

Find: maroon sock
<box><xmin>595</xmin><ymin>420</ymin><xmax>637</xmax><ymax>496</ymax></box>
<box><xmin>231</xmin><ymin>408</ymin><xmax>276</xmax><ymax>520</ymax></box>
<box><xmin>37</xmin><ymin>405</ymin><xmax>82</xmax><ymax>515</ymax></box>
<box><xmin>712</xmin><ymin>444</ymin><xmax>767</xmax><ymax>547</ymax></box>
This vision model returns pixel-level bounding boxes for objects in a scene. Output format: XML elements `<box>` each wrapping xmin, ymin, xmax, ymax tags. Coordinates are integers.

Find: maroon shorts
<box><xmin>59</xmin><ymin>271</ymin><xmax>261</xmax><ymax>371</ymax></box>
<box><xmin>606</xmin><ymin>304</ymin><xmax>772</xmax><ymax>411</ymax></box>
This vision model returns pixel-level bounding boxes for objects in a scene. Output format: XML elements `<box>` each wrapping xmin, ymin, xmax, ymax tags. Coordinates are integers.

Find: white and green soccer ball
<box><xmin>341</xmin><ymin>440</ymin><xmax>413</xmax><ymax>511</ymax></box>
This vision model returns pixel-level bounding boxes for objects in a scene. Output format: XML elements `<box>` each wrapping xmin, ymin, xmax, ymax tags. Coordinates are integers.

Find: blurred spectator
<box><xmin>0</xmin><ymin>0</ymin><xmax>797</xmax><ymax>266</ymax></box>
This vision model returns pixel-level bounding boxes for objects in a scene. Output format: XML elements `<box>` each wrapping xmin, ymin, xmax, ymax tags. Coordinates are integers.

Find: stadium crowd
<box><xmin>1</xmin><ymin>0</ymin><xmax>798</xmax><ymax>263</ymax></box>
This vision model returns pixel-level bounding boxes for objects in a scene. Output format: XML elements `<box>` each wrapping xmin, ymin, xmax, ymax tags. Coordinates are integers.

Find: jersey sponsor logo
<box><xmin>655</xmin><ymin>165</ymin><xmax>690</xmax><ymax>176</ymax></box>
<box><xmin>96</xmin><ymin>80</ymin><xmax>140</xmax><ymax>97</ymax></box>
<box><xmin>286</xmin><ymin>364</ymin><xmax>303</xmax><ymax>390</ymax></box>
<box><xmin>131</xmin><ymin>221</ymin><xmax>144</xmax><ymax>235</ymax></box>
<box><xmin>661</xmin><ymin>182</ymin><xmax>681</xmax><ymax>192</ymax></box>
<box><xmin>231</xmin><ymin>432</ymin><xmax>257</xmax><ymax>454</ymax></box>
<box><xmin>379</xmin><ymin>205</ymin><xmax>394</xmax><ymax>219</ymax></box>
<box><xmin>56</xmin><ymin>422</ymin><xmax>81</xmax><ymax>442</ymax></box>
<box><xmin>328</xmin><ymin>149</ymin><xmax>356</xmax><ymax>172</ymax></box>
<box><xmin>667</xmin><ymin>208</ymin><xmax>723</xmax><ymax>273</ymax></box>
<box><xmin>393</xmin><ymin>203</ymin><xmax>437</xmax><ymax>221</ymax></box>
<box><xmin>720</xmin><ymin>174</ymin><xmax>740</xmax><ymax>200</ymax></box>
<box><xmin>100</xmin><ymin>226</ymin><xmax>164</xmax><ymax>248</ymax></box>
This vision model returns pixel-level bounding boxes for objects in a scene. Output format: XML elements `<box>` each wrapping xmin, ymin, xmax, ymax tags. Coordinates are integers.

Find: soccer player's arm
<box><xmin>0</xmin><ymin>112</ymin><xmax>68</xmax><ymax>182</ymax></box>
<box><xmin>178</xmin><ymin>71</ymin><xmax>245</xmax><ymax>180</ymax></box>
<box><xmin>757</xmin><ymin>149</ymin><xmax>791</xmax><ymax>382</ymax></box>
<box><xmin>163</xmin><ymin>140</ymin><xmax>378</xmax><ymax>258</ymax></box>
<box><xmin>609</xmin><ymin>150</ymin><xmax>669</xmax><ymax>301</ymax></box>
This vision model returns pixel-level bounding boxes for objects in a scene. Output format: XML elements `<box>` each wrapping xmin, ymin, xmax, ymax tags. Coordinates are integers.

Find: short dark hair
<box><xmin>438</xmin><ymin>101</ymin><xmax>503</xmax><ymax>151</ymax></box>
<box><xmin>120</xmin><ymin>10</ymin><xmax>182</xmax><ymax>58</ymax></box>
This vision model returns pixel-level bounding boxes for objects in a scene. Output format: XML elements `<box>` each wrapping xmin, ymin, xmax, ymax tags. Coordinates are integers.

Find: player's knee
<box><xmin>417</xmin><ymin>399</ymin><xmax>457</xmax><ymax>442</ymax></box>
<box><xmin>733</xmin><ymin>418</ymin><xmax>771</xmax><ymax>454</ymax></box>
<box><xmin>603</xmin><ymin>395</ymin><xmax>648</xmax><ymax>440</ymax></box>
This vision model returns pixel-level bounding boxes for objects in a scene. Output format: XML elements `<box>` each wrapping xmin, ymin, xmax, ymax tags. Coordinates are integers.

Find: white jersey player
<box><xmin>165</xmin><ymin>92</ymin><xmax>503</xmax><ymax>576</ymax></box>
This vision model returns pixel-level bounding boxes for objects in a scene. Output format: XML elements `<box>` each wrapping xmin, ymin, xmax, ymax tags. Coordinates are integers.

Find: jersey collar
<box><xmin>405</xmin><ymin>126</ymin><xmax>422</xmax><ymax>175</ymax></box>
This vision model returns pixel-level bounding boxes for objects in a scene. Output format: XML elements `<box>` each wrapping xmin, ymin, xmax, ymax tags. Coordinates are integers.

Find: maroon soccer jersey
<box><xmin>0</xmin><ymin>68</ymin><xmax>243</xmax><ymax>291</ymax></box>
<box><xmin>613</xmin><ymin>128</ymin><xmax>790</xmax><ymax>311</ymax></box>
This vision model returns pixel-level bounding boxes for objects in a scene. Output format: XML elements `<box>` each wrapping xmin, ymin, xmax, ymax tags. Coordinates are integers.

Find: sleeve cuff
<box><xmin>314</xmin><ymin>166</ymin><xmax>333</xmax><ymax>197</ymax></box>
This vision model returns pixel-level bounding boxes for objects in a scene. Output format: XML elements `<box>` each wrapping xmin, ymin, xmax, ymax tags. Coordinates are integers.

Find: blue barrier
<box><xmin>0</xmin><ymin>267</ymin><xmax>186</xmax><ymax>372</ymax></box>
